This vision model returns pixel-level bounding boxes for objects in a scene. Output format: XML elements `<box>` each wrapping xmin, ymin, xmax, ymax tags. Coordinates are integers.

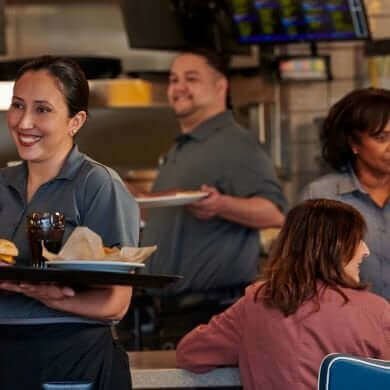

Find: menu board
<box><xmin>228</xmin><ymin>0</ymin><xmax>370</xmax><ymax>44</ymax></box>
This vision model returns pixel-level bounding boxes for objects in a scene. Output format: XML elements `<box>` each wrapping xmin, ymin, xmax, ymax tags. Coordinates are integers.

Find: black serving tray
<box><xmin>0</xmin><ymin>266</ymin><xmax>182</xmax><ymax>289</ymax></box>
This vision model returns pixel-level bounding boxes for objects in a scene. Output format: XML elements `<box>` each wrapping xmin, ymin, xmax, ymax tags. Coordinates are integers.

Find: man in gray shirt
<box><xmin>141</xmin><ymin>49</ymin><xmax>286</xmax><ymax>295</ymax></box>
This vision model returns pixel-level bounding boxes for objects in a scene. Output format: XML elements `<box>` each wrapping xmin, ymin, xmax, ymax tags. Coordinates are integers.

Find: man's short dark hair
<box><xmin>186</xmin><ymin>48</ymin><xmax>230</xmax><ymax>79</ymax></box>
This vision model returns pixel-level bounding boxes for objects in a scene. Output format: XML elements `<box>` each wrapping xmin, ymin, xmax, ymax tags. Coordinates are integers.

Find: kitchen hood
<box><xmin>2</xmin><ymin>2</ymin><xmax>259</xmax><ymax>74</ymax></box>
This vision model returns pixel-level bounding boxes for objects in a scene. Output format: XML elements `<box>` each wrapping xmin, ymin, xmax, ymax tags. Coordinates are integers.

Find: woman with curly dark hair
<box><xmin>301</xmin><ymin>87</ymin><xmax>390</xmax><ymax>298</ymax></box>
<box><xmin>176</xmin><ymin>199</ymin><xmax>390</xmax><ymax>390</ymax></box>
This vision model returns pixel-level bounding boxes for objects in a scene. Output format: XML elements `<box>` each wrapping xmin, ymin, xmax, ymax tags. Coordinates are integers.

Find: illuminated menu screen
<box><xmin>229</xmin><ymin>0</ymin><xmax>369</xmax><ymax>44</ymax></box>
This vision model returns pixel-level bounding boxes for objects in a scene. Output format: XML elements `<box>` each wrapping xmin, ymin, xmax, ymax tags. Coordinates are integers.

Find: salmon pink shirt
<box><xmin>176</xmin><ymin>283</ymin><xmax>390</xmax><ymax>390</ymax></box>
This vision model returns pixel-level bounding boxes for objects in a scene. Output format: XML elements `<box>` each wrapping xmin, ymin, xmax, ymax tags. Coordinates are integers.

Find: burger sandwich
<box><xmin>0</xmin><ymin>239</ymin><xmax>18</xmax><ymax>265</ymax></box>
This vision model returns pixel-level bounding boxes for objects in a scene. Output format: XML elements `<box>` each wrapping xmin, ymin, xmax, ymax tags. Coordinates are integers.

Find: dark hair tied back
<box><xmin>16</xmin><ymin>55</ymin><xmax>89</xmax><ymax>118</ymax></box>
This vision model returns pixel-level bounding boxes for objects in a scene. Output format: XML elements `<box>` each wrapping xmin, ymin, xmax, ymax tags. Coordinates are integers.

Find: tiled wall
<box><xmin>280</xmin><ymin>41</ymin><xmax>366</xmax><ymax>205</ymax></box>
<box><xmin>366</xmin><ymin>0</ymin><xmax>390</xmax><ymax>39</ymax></box>
<box><xmin>281</xmin><ymin>0</ymin><xmax>390</xmax><ymax>205</ymax></box>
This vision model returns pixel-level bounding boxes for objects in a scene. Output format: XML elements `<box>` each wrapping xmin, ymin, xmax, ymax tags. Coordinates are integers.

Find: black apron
<box><xmin>0</xmin><ymin>323</ymin><xmax>131</xmax><ymax>390</ymax></box>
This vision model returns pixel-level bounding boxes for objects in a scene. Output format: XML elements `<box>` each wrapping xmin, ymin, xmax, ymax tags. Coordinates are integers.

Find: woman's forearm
<box><xmin>42</xmin><ymin>285</ymin><xmax>132</xmax><ymax>321</ymax></box>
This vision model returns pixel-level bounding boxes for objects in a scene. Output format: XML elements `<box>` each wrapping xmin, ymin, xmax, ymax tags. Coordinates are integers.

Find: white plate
<box><xmin>46</xmin><ymin>260</ymin><xmax>145</xmax><ymax>273</ymax></box>
<box><xmin>135</xmin><ymin>192</ymin><xmax>208</xmax><ymax>208</ymax></box>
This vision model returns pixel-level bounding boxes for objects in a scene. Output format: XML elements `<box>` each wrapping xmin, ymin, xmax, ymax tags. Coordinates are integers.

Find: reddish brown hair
<box><xmin>257</xmin><ymin>199</ymin><xmax>367</xmax><ymax>316</ymax></box>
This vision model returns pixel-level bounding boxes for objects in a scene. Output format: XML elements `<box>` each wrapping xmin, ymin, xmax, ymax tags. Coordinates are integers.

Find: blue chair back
<box><xmin>42</xmin><ymin>382</ymin><xmax>93</xmax><ymax>390</ymax></box>
<box><xmin>318</xmin><ymin>353</ymin><xmax>390</xmax><ymax>390</ymax></box>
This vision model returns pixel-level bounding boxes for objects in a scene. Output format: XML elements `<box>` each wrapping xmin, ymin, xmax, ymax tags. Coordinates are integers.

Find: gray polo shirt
<box><xmin>142</xmin><ymin>111</ymin><xmax>286</xmax><ymax>295</ymax></box>
<box><xmin>0</xmin><ymin>144</ymin><xmax>140</xmax><ymax>323</ymax></box>
<box><xmin>300</xmin><ymin>169</ymin><xmax>390</xmax><ymax>299</ymax></box>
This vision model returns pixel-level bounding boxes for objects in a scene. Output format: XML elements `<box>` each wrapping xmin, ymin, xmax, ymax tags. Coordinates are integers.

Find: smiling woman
<box><xmin>301</xmin><ymin>87</ymin><xmax>390</xmax><ymax>299</ymax></box>
<box><xmin>7</xmin><ymin>58</ymin><xmax>88</xmax><ymax>201</ymax></box>
<box><xmin>0</xmin><ymin>56</ymin><xmax>140</xmax><ymax>390</ymax></box>
<box><xmin>8</xmin><ymin>71</ymin><xmax>79</xmax><ymax>153</ymax></box>
<box><xmin>176</xmin><ymin>199</ymin><xmax>390</xmax><ymax>390</ymax></box>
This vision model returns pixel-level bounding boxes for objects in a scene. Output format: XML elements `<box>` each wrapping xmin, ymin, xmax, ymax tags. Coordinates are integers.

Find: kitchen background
<box><xmin>0</xmin><ymin>0</ymin><xmax>389</xmax><ymax>204</ymax></box>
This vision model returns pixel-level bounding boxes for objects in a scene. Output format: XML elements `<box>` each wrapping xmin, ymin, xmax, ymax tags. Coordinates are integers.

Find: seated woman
<box><xmin>300</xmin><ymin>88</ymin><xmax>390</xmax><ymax>298</ymax></box>
<box><xmin>0</xmin><ymin>56</ymin><xmax>139</xmax><ymax>389</ymax></box>
<box><xmin>176</xmin><ymin>199</ymin><xmax>390</xmax><ymax>390</ymax></box>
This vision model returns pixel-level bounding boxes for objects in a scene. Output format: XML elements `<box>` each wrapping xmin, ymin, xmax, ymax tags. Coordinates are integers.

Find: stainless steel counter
<box><xmin>128</xmin><ymin>350</ymin><xmax>241</xmax><ymax>389</ymax></box>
